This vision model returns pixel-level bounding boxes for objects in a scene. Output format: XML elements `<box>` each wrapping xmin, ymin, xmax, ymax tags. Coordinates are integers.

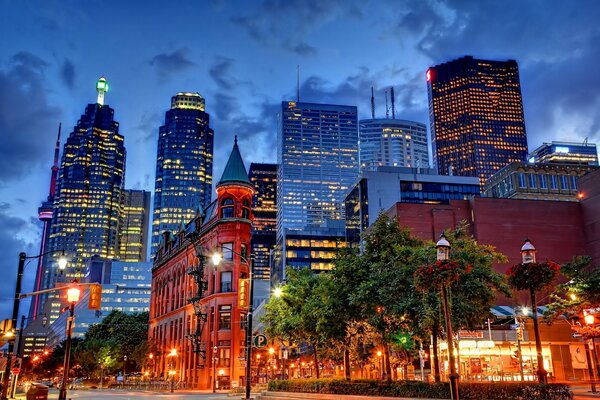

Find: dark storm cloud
<box><xmin>0</xmin><ymin>207</ymin><xmax>36</xmax><ymax>317</ymax></box>
<box><xmin>59</xmin><ymin>58</ymin><xmax>76</xmax><ymax>89</ymax></box>
<box><xmin>150</xmin><ymin>48</ymin><xmax>196</xmax><ymax>81</ymax></box>
<box><xmin>137</xmin><ymin>111</ymin><xmax>163</xmax><ymax>143</ymax></box>
<box><xmin>231</xmin><ymin>0</ymin><xmax>362</xmax><ymax>56</ymax></box>
<box><xmin>0</xmin><ymin>52</ymin><xmax>60</xmax><ymax>183</ymax></box>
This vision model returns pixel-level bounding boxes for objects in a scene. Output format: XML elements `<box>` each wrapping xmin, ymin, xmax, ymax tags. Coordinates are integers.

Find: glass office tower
<box><xmin>359</xmin><ymin>118</ymin><xmax>429</xmax><ymax>170</ymax></box>
<box><xmin>427</xmin><ymin>56</ymin><xmax>528</xmax><ymax>185</ymax></box>
<box><xmin>151</xmin><ymin>92</ymin><xmax>214</xmax><ymax>255</ymax></box>
<box><xmin>48</xmin><ymin>79</ymin><xmax>126</xmax><ymax>278</ymax></box>
<box><xmin>248</xmin><ymin>163</ymin><xmax>277</xmax><ymax>281</ymax></box>
<box><xmin>528</xmin><ymin>141</ymin><xmax>598</xmax><ymax>166</ymax></box>
<box><xmin>119</xmin><ymin>189</ymin><xmax>151</xmax><ymax>262</ymax></box>
<box><xmin>276</xmin><ymin>101</ymin><xmax>359</xmax><ymax>240</ymax></box>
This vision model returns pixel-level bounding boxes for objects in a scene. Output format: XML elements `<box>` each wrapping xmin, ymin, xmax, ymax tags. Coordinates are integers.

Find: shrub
<box><xmin>267</xmin><ymin>379</ymin><xmax>573</xmax><ymax>400</ymax></box>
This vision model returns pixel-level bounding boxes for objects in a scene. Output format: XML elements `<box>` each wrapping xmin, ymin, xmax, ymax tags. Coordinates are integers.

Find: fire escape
<box><xmin>185</xmin><ymin>227</ymin><xmax>209</xmax><ymax>367</ymax></box>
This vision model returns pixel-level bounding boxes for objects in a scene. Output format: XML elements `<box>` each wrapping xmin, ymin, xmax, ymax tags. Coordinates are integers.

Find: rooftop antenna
<box><xmin>296</xmin><ymin>65</ymin><xmax>300</xmax><ymax>102</ymax></box>
<box><xmin>583</xmin><ymin>137</ymin><xmax>588</xmax><ymax>146</ymax></box>
<box><xmin>390</xmin><ymin>86</ymin><xmax>396</xmax><ymax>119</ymax></box>
<box><xmin>385</xmin><ymin>89</ymin><xmax>390</xmax><ymax>119</ymax></box>
<box><xmin>370</xmin><ymin>86</ymin><xmax>375</xmax><ymax>119</ymax></box>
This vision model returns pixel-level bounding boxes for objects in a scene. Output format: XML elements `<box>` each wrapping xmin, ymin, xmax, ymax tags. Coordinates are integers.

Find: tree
<box><xmin>263</xmin><ymin>268</ymin><xmax>327</xmax><ymax>378</ymax></box>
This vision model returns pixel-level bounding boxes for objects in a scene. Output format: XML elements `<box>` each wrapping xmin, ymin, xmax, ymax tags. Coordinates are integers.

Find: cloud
<box><xmin>231</xmin><ymin>0</ymin><xmax>362</xmax><ymax>56</ymax></box>
<box><xmin>209</xmin><ymin>56</ymin><xmax>236</xmax><ymax>90</ymax></box>
<box><xmin>149</xmin><ymin>48</ymin><xmax>196</xmax><ymax>81</ymax></box>
<box><xmin>59</xmin><ymin>58</ymin><xmax>76</xmax><ymax>89</ymax></box>
<box><xmin>0</xmin><ymin>52</ymin><xmax>61</xmax><ymax>183</ymax></box>
<box><xmin>0</xmin><ymin>206</ymin><xmax>37</xmax><ymax>318</ymax></box>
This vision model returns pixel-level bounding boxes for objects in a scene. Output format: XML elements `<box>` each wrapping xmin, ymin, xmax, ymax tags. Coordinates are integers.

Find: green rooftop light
<box><xmin>96</xmin><ymin>77</ymin><xmax>109</xmax><ymax>93</ymax></box>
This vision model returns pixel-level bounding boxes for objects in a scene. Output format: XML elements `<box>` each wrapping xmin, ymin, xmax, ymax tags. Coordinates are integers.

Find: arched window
<box><xmin>241</xmin><ymin>199</ymin><xmax>250</xmax><ymax>219</ymax></box>
<box><xmin>221</xmin><ymin>198</ymin><xmax>234</xmax><ymax>218</ymax></box>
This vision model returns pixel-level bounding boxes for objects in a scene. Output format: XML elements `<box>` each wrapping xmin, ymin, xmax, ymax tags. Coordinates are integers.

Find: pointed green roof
<box><xmin>217</xmin><ymin>136</ymin><xmax>252</xmax><ymax>187</ymax></box>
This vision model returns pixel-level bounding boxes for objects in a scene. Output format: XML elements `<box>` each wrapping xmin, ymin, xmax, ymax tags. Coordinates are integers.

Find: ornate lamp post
<box><xmin>58</xmin><ymin>284</ymin><xmax>81</xmax><ymax>400</ymax></box>
<box><xmin>519</xmin><ymin>239</ymin><xmax>547</xmax><ymax>384</ymax></box>
<box><xmin>435</xmin><ymin>234</ymin><xmax>460</xmax><ymax>400</ymax></box>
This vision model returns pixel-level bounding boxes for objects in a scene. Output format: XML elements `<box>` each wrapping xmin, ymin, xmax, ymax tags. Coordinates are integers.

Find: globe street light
<box><xmin>58</xmin><ymin>284</ymin><xmax>80</xmax><ymax>400</ymax></box>
<box><xmin>2</xmin><ymin>250</ymin><xmax>66</xmax><ymax>400</ymax></box>
<box><xmin>167</xmin><ymin>348</ymin><xmax>177</xmax><ymax>393</ymax></box>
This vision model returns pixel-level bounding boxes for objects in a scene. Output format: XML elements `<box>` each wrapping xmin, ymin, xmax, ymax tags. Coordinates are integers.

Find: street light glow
<box><xmin>211</xmin><ymin>252</ymin><xmax>222</xmax><ymax>266</ymax></box>
<box><xmin>58</xmin><ymin>256</ymin><xmax>68</xmax><ymax>270</ymax></box>
<box><xmin>67</xmin><ymin>286</ymin><xmax>80</xmax><ymax>303</ymax></box>
<box><xmin>169</xmin><ymin>348</ymin><xmax>177</xmax><ymax>357</ymax></box>
<box><xmin>274</xmin><ymin>287</ymin><xmax>282</xmax><ymax>298</ymax></box>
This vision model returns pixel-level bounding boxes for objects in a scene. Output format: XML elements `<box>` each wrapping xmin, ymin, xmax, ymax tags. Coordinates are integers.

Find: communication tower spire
<box><xmin>390</xmin><ymin>86</ymin><xmax>396</xmax><ymax>119</ymax></box>
<box><xmin>385</xmin><ymin>89</ymin><xmax>390</xmax><ymax>119</ymax></box>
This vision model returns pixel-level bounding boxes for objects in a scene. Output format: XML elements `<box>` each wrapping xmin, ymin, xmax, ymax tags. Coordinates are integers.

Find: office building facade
<box><xmin>47</xmin><ymin>77</ymin><xmax>126</xmax><ymax>291</ymax></box>
<box><xmin>344</xmin><ymin>166</ymin><xmax>480</xmax><ymax>245</ymax></box>
<box><xmin>120</xmin><ymin>189</ymin><xmax>151</xmax><ymax>262</ymax></box>
<box><xmin>277</xmin><ymin>101</ymin><xmax>359</xmax><ymax>238</ymax></box>
<box><xmin>151</xmin><ymin>92</ymin><xmax>214</xmax><ymax>255</ymax></box>
<box><xmin>483</xmin><ymin>162</ymin><xmax>597</xmax><ymax>201</ymax></box>
<box><xmin>45</xmin><ymin>258</ymin><xmax>152</xmax><ymax>349</ymax></box>
<box><xmin>248</xmin><ymin>163</ymin><xmax>277</xmax><ymax>281</ymax></box>
<box><xmin>427</xmin><ymin>56</ymin><xmax>528</xmax><ymax>184</ymax></box>
<box><xmin>528</xmin><ymin>141</ymin><xmax>598</xmax><ymax>166</ymax></box>
<box><xmin>359</xmin><ymin>119</ymin><xmax>429</xmax><ymax>170</ymax></box>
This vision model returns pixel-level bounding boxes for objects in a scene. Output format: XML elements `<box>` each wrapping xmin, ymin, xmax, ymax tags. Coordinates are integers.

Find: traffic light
<box><xmin>238</xmin><ymin>279</ymin><xmax>249</xmax><ymax>308</ymax></box>
<box><xmin>88</xmin><ymin>284</ymin><xmax>102</xmax><ymax>310</ymax></box>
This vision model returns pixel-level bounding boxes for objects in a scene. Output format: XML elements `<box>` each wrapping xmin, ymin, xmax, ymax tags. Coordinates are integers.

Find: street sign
<box><xmin>253</xmin><ymin>334</ymin><xmax>267</xmax><ymax>348</ymax></box>
<box><xmin>11</xmin><ymin>368</ymin><xmax>20</xmax><ymax>375</ymax></box>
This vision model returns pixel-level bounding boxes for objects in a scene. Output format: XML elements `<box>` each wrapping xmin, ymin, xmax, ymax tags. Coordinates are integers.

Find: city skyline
<box><xmin>1</xmin><ymin>0</ymin><xmax>600</xmax><ymax>318</ymax></box>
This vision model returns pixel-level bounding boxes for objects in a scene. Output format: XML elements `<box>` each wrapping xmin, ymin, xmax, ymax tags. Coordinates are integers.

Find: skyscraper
<box><xmin>48</xmin><ymin>76</ymin><xmax>126</xmax><ymax>276</ymax></box>
<box><xmin>119</xmin><ymin>189</ymin><xmax>151</xmax><ymax>262</ymax></box>
<box><xmin>28</xmin><ymin>124</ymin><xmax>62</xmax><ymax>320</ymax></box>
<box><xmin>359</xmin><ymin>118</ymin><xmax>429</xmax><ymax>170</ymax></box>
<box><xmin>248</xmin><ymin>163</ymin><xmax>277</xmax><ymax>281</ymax></box>
<box><xmin>277</xmin><ymin>101</ymin><xmax>359</xmax><ymax>238</ymax></box>
<box><xmin>151</xmin><ymin>92</ymin><xmax>214</xmax><ymax>255</ymax></box>
<box><xmin>427</xmin><ymin>56</ymin><xmax>528</xmax><ymax>184</ymax></box>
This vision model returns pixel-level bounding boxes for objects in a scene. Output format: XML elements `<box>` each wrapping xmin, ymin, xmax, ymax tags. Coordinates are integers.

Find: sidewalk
<box><xmin>571</xmin><ymin>384</ymin><xmax>600</xmax><ymax>399</ymax></box>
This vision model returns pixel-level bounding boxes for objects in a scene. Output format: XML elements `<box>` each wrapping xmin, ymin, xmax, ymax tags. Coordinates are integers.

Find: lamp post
<box><xmin>212</xmin><ymin>245</ymin><xmax>255</xmax><ymax>400</ymax></box>
<box><xmin>58</xmin><ymin>284</ymin><xmax>80</xmax><ymax>400</ymax></box>
<box><xmin>584</xmin><ymin>313</ymin><xmax>600</xmax><ymax>387</ymax></box>
<box><xmin>2</xmin><ymin>251</ymin><xmax>66</xmax><ymax>400</ymax></box>
<box><xmin>520</xmin><ymin>239</ymin><xmax>548</xmax><ymax>384</ymax></box>
<box><xmin>436</xmin><ymin>234</ymin><xmax>459</xmax><ymax>400</ymax></box>
<box><xmin>376</xmin><ymin>350</ymin><xmax>383</xmax><ymax>379</ymax></box>
<box><xmin>213</xmin><ymin>345</ymin><xmax>218</xmax><ymax>393</ymax></box>
<box><xmin>167</xmin><ymin>348</ymin><xmax>177</xmax><ymax>393</ymax></box>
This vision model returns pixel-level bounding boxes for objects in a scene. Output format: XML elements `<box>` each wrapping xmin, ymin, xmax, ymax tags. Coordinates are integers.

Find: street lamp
<box><xmin>515</xmin><ymin>307</ymin><xmax>527</xmax><ymax>381</ymax></box>
<box><xmin>58</xmin><ymin>284</ymin><xmax>80</xmax><ymax>400</ymax></box>
<box><xmin>212</xmin><ymin>244</ymin><xmax>255</xmax><ymax>400</ymax></box>
<box><xmin>2</xmin><ymin>250</ymin><xmax>66</xmax><ymax>400</ymax></box>
<box><xmin>376</xmin><ymin>350</ymin><xmax>383</xmax><ymax>380</ymax></box>
<box><xmin>436</xmin><ymin>234</ymin><xmax>459</xmax><ymax>400</ymax></box>
<box><xmin>520</xmin><ymin>239</ymin><xmax>548</xmax><ymax>384</ymax></box>
<box><xmin>167</xmin><ymin>348</ymin><xmax>177</xmax><ymax>393</ymax></box>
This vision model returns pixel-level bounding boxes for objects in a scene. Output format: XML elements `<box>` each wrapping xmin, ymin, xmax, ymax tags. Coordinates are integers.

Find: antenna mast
<box><xmin>385</xmin><ymin>89</ymin><xmax>389</xmax><ymax>119</ymax></box>
<box><xmin>371</xmin><ymin>86</ymin><xmax>375</xmax><ymax>119</ymax></box>
<box><xmin>390</xmin><ymin>86</ymin><xmax>396</xmax><ymax>119</ymax></box>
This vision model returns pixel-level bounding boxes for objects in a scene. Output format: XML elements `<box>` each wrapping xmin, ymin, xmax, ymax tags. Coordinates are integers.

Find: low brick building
<box><xmin>149</xmin><ymin>140</ymin><xmax>254</xmax><ymax>389</ymax></box>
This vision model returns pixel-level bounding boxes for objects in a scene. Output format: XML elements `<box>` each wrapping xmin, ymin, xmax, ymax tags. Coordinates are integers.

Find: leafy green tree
<box><xmin>263</xmin><ymin>267</ymin><xmax>326</xmax><ymax>378</ymax></box>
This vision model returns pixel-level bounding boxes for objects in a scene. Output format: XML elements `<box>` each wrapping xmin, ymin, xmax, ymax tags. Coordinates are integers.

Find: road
<box><xmin>15</xmin><ymin>389</ymin><xmax>232</xmax><ymax>399</ymax></box>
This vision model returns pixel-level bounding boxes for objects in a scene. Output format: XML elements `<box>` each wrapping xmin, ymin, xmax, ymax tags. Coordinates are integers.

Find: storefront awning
<box><xmin>491</xmin><ymin>305</ymin><xmax>548</xmax><ymax>318</ymax></box>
